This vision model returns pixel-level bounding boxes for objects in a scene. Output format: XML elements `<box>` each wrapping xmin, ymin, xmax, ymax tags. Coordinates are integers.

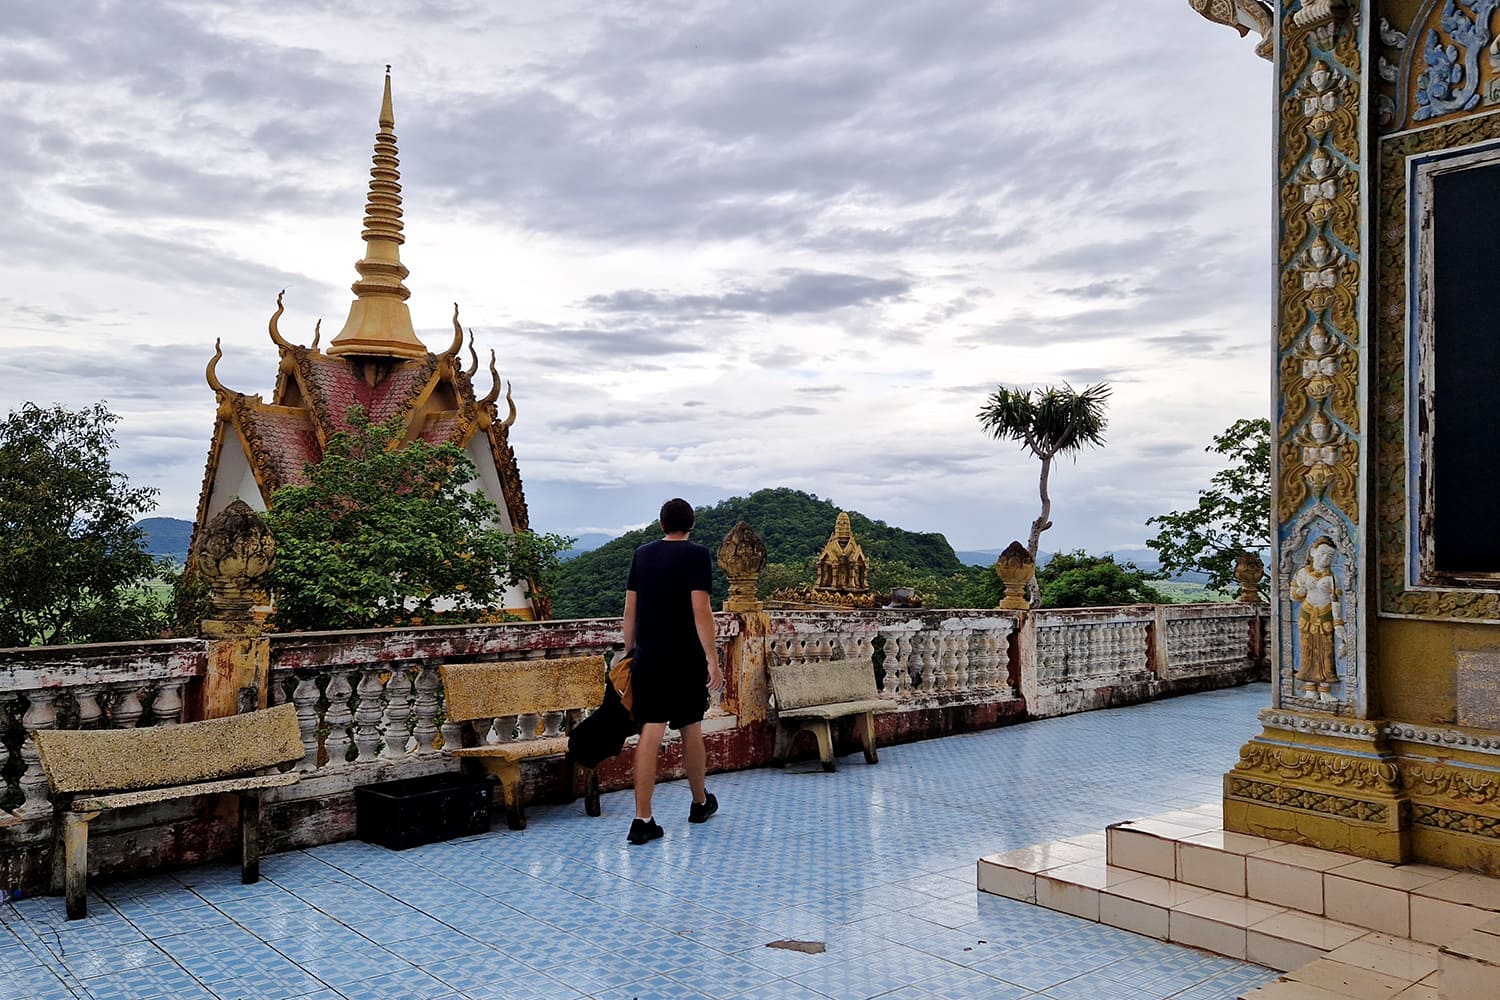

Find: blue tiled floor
<box><xmin>0</xmin><ymin>683</ymin><xmax>1280</xmax><ymax>999</ymax></box>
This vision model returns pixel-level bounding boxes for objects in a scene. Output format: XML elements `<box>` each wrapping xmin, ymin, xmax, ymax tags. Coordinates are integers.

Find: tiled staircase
<box><xmin>976</xmin><ymin>803</ymin><xmax>1500</xmax><ymax>999</ymax></box>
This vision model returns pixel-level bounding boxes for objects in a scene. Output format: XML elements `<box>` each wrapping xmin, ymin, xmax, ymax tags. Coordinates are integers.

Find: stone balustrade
<box><xmin>0</xmin><ymin>603</ymin><xmax>1262</xmax><ymax>895</ymax></box>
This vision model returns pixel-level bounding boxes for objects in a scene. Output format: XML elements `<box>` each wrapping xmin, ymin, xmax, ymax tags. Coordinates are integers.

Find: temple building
<box><xmin>189</xmin><ymin>70</ymin><xmax>538</xmax><ymax>618</ymax></box>
<box><xmin>1197</xmin><ymin>1</ymin><xmax>1500</xmax><ymax>875</ymax></box>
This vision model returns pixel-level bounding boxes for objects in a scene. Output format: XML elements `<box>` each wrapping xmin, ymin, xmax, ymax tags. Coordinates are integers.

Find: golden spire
<box><xmin>327</xmin><ymin>66</ymin><xmax>428</xmax><ymax>361</ymax></box>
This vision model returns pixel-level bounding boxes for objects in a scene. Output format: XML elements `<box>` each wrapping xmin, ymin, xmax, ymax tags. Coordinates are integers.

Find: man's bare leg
<box><xmin>680</xmin><ymin>722</ymin><xmax>707</xmax><ymax>803</ymax></box>
<box><xmin>634</xmin><ymin>723</ymin><xmax>667</xmax><ymax>818</ymax></box>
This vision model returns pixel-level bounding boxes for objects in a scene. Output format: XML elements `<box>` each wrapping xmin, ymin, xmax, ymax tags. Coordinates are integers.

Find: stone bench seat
<box><xmin>72</xmin><ymin>771</ymin><xmax>300</xmax><ymax>813</ymax></box>
<box><xmin>33</xmin><ymin>703</ymin><xmax>304</xmax><ymax>920</ymax></box>
<box><xmin>768</xmin><ymin>658</ymin><xmax>896</xmax><ymax>772</ymax></box>
<box><xmin>776</xmin><ymin>698</ymin><xmax>898</xmax><ymax>721</ymax></box>
<box><xmin>440</xmin><ymin>656</ymin><xmax>608</xmax><ymax>831</ymax></box>
<box><xmin>449</xmin><ymin>735</ymin><xmax>572</xmax><ymax>763</ymax></box>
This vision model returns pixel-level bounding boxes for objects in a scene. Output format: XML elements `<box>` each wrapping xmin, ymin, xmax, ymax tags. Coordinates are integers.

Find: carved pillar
<box><xmin>994</xmin><ymin>541</ymin><xmax>1033</xmax><ymax>611</ymax></box>
<box><xmin>196</xmin><ymin>500</ymin><xmax>276</xmax><ymax>720</ymax></box>
<box><xmin>1222</xmin><ymin>1</ymin><xmax>1408</xmax><ymax>863</ymax></box>
<box><xmin>718</xmin><ymin>521</ymin><xmax>767</xmax><ymax>612</ymax></box>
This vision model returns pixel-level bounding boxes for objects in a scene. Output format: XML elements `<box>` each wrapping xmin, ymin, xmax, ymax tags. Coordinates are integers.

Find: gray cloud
<box><xmin>586</xmin><ymin>270</ymin><xmax>910</xmax><ymax>318</ymax></box>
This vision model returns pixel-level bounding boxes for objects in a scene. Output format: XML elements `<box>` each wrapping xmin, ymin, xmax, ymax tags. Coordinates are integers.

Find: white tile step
<box><xmin>979</xmin><ymin>805</ymin><xmax>1500</xmax><ymax>999</ymax></box>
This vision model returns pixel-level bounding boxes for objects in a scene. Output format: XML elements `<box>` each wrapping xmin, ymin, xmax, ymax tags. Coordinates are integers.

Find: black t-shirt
<box><xmin>627</xmin><ymin>539</ymin><xmax>712</xmax><ymax>674</ymax></box>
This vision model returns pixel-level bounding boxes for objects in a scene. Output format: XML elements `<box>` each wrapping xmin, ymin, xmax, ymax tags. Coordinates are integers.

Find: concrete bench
<box><xmin>440</xmin><ymin>656</ymin><xmax>606</xmax><ymax>831</ymax></box>
<box><xmin>768</xmin><ymin>658</ymin><xmax>897</xmax><ymax>772</ymax></box>
<box><xmin>32</xmin><ymin>703</ymin><xmax>303</xmax><ymax>920</ymax></box>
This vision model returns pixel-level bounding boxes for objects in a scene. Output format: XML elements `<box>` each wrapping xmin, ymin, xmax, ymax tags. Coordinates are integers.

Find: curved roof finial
<box><xmin>267</xmin><ymin>290</ymin><xmax>294</xmax><ymax>352</ymax></box>
<box><xmin>498</xmin><ymin>380</ymin><xmax>516</xmax><ymax>429</ymax></box>
<box><xmin>311</xmin><ymin>318</ymin><xmax>322</xmax><ymax>350</ymax></box>
<box><xmin>206</xmin><ymin>338</ymin><xmax>231</xmax><ymax>397</ymax></box>
<box><xmin>478</xmin><ymin>350</ymin><xmax>501</xmax><ymax>406</ymax></box>
<box><xmin>465</xmin><ymin>328</ymin><xmax>479</xmax><ymax>376</ymax></box>
<box><xmin>444</xmin><ymin>302</ymin><xmax>465</xmax><ymax>358</ymax></box>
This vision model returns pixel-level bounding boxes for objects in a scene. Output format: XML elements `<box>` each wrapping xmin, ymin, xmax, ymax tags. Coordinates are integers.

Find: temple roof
<box><xmin>192</xmin><ymin>71</ymin><xmax>532</xmax><ymax>582</ymax></box>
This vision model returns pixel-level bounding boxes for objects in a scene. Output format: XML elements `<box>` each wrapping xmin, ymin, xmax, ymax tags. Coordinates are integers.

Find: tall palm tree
<box><xmin>977</xmin><ymin>382</ymin><xmax>1112</xmax><ymax>597</ymax></box>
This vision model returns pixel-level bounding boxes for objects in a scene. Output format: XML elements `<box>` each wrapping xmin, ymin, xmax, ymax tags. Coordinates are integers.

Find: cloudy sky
<box><xmin>2</xmin><ymin>0</ymin><xmax>1274</xmax><ymax>554</ymax></box>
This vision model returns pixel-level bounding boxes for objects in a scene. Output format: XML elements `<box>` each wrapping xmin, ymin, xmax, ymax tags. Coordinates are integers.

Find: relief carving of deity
<box><xmin>1291</xmin><ymin>536</ymin><xmax>1344</xmax><ymax>701</ymax></box>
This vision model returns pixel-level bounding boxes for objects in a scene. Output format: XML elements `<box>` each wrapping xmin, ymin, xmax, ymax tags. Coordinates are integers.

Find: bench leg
<box><xmin>62</xmin><ymin>810</ymin><xmax>98</xmax><ymax>920</ymax></box>
<box><xmin>496</xmin><ymin>762</ymin><xmax>527</xmax><ymax>831</ymax></box>
<box><xmin>771</xmin><ymin>722</ymin><xmax>794</xmax><ymax>766</ymax></box>
<box><xmin>857</xmin><ymin>711</ymin><xmax>879</xmax><ymax>765</ymax></box>
<box><xmin>811</xmin><ymin>720</ymin><xmax>836</xmax><ymax>772</ymax></box>
<box><xmin>239</xmin><ymin>791</ymin><xmax>261</xmax><ymax>884</ymax></box>
<box><xmin>578</xmin><ymin>764</ymin><xmax>601</xmax><ymax>817</ymax></box>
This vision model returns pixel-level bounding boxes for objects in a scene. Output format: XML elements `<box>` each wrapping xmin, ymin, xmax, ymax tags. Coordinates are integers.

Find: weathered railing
<box><xmin>767</xmin><ymin>610</ymin><xmax>1021</xmax><ymax>708</ymax></box>
<box><xmin>1</xmin><ymin>602</ymin><xmax>1262</xmax><ymax>893</ymax></box>
<box><xmin>1</xmin><ymin>640</ymin><xmax>205</xmax><ymax>818</ymax></box>
<box><xmin>262</xmin><ymin>617</ymin><xmax>739</xmax><ymax>784</ymax></box>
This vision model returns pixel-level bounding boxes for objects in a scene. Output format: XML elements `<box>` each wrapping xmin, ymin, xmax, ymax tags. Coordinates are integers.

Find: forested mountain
<box><xmin>547</xmin><ymin>488</ymin><xmax>964</xmax><ymax>620</ymax></box>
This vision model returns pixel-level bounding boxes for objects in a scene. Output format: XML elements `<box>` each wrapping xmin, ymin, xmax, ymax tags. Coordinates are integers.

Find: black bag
<box><xmin>567</xmin><ymin>674</ymin><xmax>639</xmax><ymax>769</ymax></box>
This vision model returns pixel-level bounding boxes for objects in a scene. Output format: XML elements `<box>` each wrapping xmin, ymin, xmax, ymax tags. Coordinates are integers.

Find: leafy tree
<box><xmin>263</xmin><ymin>407</ymin><xmax>572</xmax><ymax>631</ymax></box>
<box><xmin>0</xmin><ymin>402</ymin><xmax>167</xmax><ymax>647</ymax></box>
<box><xmin>1145</xmin><ymin>418</ymin><xmax>1271</xmax><ymax>599</ymax></box>
<box><xmin>1037</xmin><ymin>550</ymin><xmax>1169</xmax><ymax>608</ymax></box>
<box><xmin>977</xmin><ymin>382</ymin><xmax>1112</xmax><ymax>564</ymax></box>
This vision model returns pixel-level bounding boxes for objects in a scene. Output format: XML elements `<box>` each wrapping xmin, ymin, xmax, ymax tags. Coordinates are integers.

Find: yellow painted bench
<box><xmin>440</xmin><ymin>656</ymin><xmax>606</xmax><ymax>831</ymax></box>
<box><xmin>768</xmin><ymin>658</ymin><xmax>897</xmax><ymax>772</ymax></box>
<box><xmin>32</xmin><ymin>703</ymin><xmax>303</xmax><ymax>920</ymax></box>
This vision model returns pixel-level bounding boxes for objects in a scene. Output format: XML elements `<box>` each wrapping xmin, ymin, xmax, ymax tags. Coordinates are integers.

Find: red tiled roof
<box><xmin>238</xmin><ymin>405</ymin><xmax>321</xmax><ymax>491</ymax></box>
<box><xmin>418</xmin><ymin>411</ymin><xmax>462</xmax><ymax>445</ymax></box>
<box><xmin>302</xmin><ymin>354</ymin><xmax>435</xmax><ymax>434</ymax></box>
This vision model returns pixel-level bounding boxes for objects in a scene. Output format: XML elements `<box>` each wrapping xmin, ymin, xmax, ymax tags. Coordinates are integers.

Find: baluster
<box><xmin>18</xmin><ymin>692</ymin><xmax>58</xmax><ymax>817</ymax></box>
<box><xmin>931</xmin><ymin>634</ymin><xmax>950</xmax><ymax>692</ymax></box>
<box><xmin>153</xmin><ymin>680</ymin><xmax>185</xmax><ymax>725</ymax></box>
<box><xmin>910</xmin><ymin>633</ymin><xmax>929</xmax><ymax>692</ymax></box>
<box><xmin>439</xmin><ymin>699</ymin><xmax>463</xmax><ymax>755</ymax></box>
<box><xmin>412</xmin><ymin>666</ymin><xmax>440</xmax><ymax>753</ymax></box>
<box><xmin>960</xmin><ymin>633</ymin><xmax>979</xmax><ymax>693</ymax></box>
<box><xmin>292</xmin><ymin>673</ymin><xmax>322</xmax><ymax>771</ymax></box>
<box><xmin>518</xmin><ymin>713</ymin><xmax>540</xmax><ymax>741</ymax></box>
<box><xmin>114</xmin><ymin>686</ymin><xmax>145</xmax><ymax>729</ymax></box>
<box><xmin>353</xmin><ymin>666</ymin><xmax>385</xmax><ymax>762</ymax></box>
<box><xmin>381</xmin><ymin>667</ymin><xmax>414</xmax><ymax>759</ymax></box>
<box><xmin>324</xmin><ymin>669</ymin><xmax>354</xmax><ymax>766</ymax></box>
<box><xmin>494</xmin><ymin>715</ymin><xmax>517</xmax><ymax>743</ymax></box>
<box><xmin>75</xmin><ymin>687</ymin><xmax>103</xmax><ymax>730</ymax></box>
<box><xmin>0</xmin><ymin>695</ymin><xmax>14</xmax><ymax>808</ymax></box>
<box><xmin>541</xmin><ymin>711</ymin><xmax>564</xmax><ymax>738</ymax></box>
<box><xmin>889</xmin><ymin>633</ymin><xmax>909</xmax><ymax>699</ymax></box>
<box><xmin>943</xmin><ymin>633</ymin><xmax>961</xmax><ymax>691</ymax></box>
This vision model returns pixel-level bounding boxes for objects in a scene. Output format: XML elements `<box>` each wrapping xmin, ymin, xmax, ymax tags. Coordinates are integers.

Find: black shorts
<box><xmin>631</xmin><ymin>660</ymin><xmax>709</xmax><ymax>730</ymax></box>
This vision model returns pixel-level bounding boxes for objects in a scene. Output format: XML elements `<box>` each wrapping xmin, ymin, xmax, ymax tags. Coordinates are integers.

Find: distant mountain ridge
<box><xmin>135</xmin><ymin>517</ymin><xmax>193</xmax><ymax>562</ymax></box>
<box><xmin>549</xmin><ymin>488</ymin><xmax>963</xmax><ymax>620</ymax></box>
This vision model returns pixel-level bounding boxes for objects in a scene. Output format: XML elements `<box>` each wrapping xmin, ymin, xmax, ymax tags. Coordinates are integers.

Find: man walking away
<box><xmin>621</xmin><ymin>498</ymin><xmax>725</xmax><ymax>844</ymax></box>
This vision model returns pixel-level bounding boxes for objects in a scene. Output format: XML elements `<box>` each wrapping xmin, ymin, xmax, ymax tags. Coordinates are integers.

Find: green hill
<box><xmin>547</xmin><ymin>488</ymin><xmax>964</xmax><ymax>620</ymax></box>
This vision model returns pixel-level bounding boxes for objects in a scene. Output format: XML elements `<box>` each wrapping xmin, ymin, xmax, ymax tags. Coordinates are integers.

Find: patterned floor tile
<box><xmin>1</xmin><ymin>686</ymin><xmax>1284</xmax><ymax>1000</ymax></box>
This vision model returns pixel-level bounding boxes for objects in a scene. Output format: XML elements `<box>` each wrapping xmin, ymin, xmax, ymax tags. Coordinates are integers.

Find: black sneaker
<box><xmin>689</xmin><ymin>792</ymin><xmax>718</xmax><ymax>824</ymax></box>
<box><xmin>627</xmin><ymin>818</ymin><xmax>663</xmax><ymax>844</ymax></box>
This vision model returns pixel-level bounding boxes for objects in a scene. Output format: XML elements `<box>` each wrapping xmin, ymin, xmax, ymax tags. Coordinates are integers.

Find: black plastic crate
<box><xmin>354</xmin><ymin>772</ymin><xmax>493</xmax><ymax>851</ymax></box>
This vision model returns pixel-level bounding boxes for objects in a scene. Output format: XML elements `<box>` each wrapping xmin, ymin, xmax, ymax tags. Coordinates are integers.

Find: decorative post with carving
<box><xmin>718</xmin><ymin>521</ymin><xmax>767</xmax><ymax>612</ymax></box>
<box><xmin>195</xmin><ymin>499</ymin><xmax>276</xmax><ymax>719</ymax></box>
<box><xmin>1233</xmin><ymin>551</ymin><xmax>1264</xmax><ymax>603</ymax></box>
<box><xmin>994</xmin><ymin>541</ymin><xmax>1034</xmax><ymax>611</ymax></box>
<box><xmin>717</xmin><ymin>520</ymin><xmax>770</xmax><ymax>721</ymax></box>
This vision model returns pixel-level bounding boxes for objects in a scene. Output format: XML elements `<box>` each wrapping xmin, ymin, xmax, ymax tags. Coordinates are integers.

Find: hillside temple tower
<box><xmin>189</xmin><ymin>70</ymin><xmax>539</xmax><ymax>619</ymax></box>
